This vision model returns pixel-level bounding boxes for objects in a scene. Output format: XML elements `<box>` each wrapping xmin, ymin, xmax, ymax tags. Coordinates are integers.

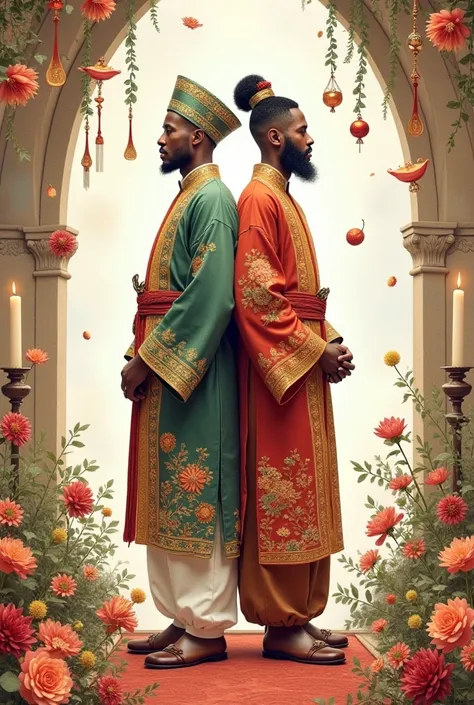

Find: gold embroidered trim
<box><xmin>325</xmin><ymin>322</ymin><xmax>342</xmax><ymax>343</ymax></box>
<box><xmin>175</xmin><ymin>77</ymin><xmax>241</xmax><ymax>132</ymax></box>
<box><xmin>252</xmin><ymin>163</ymin><xmax>286</xmax><ymax>192</ymax></box>
<box><xmin>181</xmin><ymin>164</ymin><xmax>220</xmax><ymax>192</ymax></box>
<box><xmin>139</xmin><ymin>336</ymin><xmax>202</xmax><ymax>402</ymax></box>
<box><xmin>169</xmin><ymin>99</ymin><xmax>223</xmax><ymax>144</ymax></box>
<box><xmin>191</xmin><ymin>242</ymin><xmax>216</xmax><ymax>276</ymax></box>
<box><xmin>249</xmin><ymin>88</ymin><xmax>275</xmax><ymax>109</ymax></box>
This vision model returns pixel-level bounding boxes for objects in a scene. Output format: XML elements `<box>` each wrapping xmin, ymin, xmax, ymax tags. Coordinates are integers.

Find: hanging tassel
<box><xmin>46</xmin><ymin>2</ymin><xmax>67</xmax><ymax>87</ymax></box>
<box><xmin>95</xmin><ymin>87</ymin><xmax>104</xmax><ymax>172</ymax></box>
<box><xmin>81</xmin><ymin>118</ymin><xmax>93</xmax><ymax>190</ymax></box>
<box><xmin>408</xmin><ymin>73</ymin><xmax>424</xmax><ymax>136</ymax></box>
<box><xmin>124</xmin><ymin>106</ymin><xmax>137</xmax><ymax>160</ymax></box>
<box><xmin>407</xmin><ymin>0</ymin><xmax>424</xmax><ymax>137</ymax></box>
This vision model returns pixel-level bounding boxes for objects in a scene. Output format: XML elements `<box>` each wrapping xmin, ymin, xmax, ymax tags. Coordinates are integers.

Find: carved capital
<box><xmin>24</xmin><ymin>225</ymin><xmax>78</xmax><ymax>279</ymax></box>
<box><xmin>401</xmin><ymin>221</ymin><xmax>457</xmax><ymax>275</ymax></box>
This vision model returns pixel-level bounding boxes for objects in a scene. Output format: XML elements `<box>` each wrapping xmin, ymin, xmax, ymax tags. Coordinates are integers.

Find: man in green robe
<box><xmin>121</xmin><ymin>76</ymin><xmax>241</xmax><ymax>669</ymax></box>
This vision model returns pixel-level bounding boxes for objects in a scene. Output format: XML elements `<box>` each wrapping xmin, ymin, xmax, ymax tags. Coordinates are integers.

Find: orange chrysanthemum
<box><xmin>389</xmin><ymin>474</ymin><xmax>413</xmax><ymax>491</ymax></box>
<box><xmin>80</xmin><ymin>0</ymin><xmax>116</xmax><ymax>22</ymax></box>
<box><xmin>0</xmin><ymin>64</ymin><xmax>39</xmax><ymax>107</ymax></box>
<box><xmin>374</xmin><ymin>417</ymin><xmax>407</xmax><ymax>441</ymax></box>
<box><xmin>403</xmin><ymin>538</ymin><xmax>427</xmax><ymax>560</ymax></box>
<box><xmin>386</xmin><ymin>594</ymin><xmax>397</xmax><ymax>605</ymax></box>
<box><xmin>460</xmin><ymin>641</ymin><xmax>474</xmax><ymax>672</ymax></box>
<box><xmin>195</xmin><ymin>503</ymin><xmax>215</xmax><ymax>523</ymax></box>
<box><xmin>159</xmin><ymin>433</ymin><xmax>176</xmax><ymax>454</ymax></box>
<box><xmin>425</xmin><ymin>467</ymin><xmax>449</xmax><ymax>486</ymax></box>
<box><xmin>83</xmin><ymin>564</ymin><xmax>99</xmax><ymax>581</ymax></box>
<box><xmin>62</xmin><ymin>481</ymin><xmax>94</xmax><ymax>518</ymax></box>
<box><xmin>1</xmin><ymin>412</ymin><xmax>31</xmax><ymax>446</ymax></box>
<box><xmin>387</xmin><ymin>642</ymin><xmax>411</xmax><ymax>669</ymax></box>
<box><xmin>182</xmin><ymin>16</ymin><xmax>203</xmax><ymax>29</ymax></box>
<box><xmin>51</xmin><ymin>574</ymin><xmax>77</xmax><ymax>598</ymax></box>
<box><xmin>96</xmin><ymin>596</ymin><xmax>138</xmax><ymax>634</ymax></box>
<box><xmin>38</xmin><ymin>619</ymin><xmax>83</xmax><ymax>658</ymax></box>
<box><xmin>49</xmin><ymin>230</ymin><xmax>78</xmax><ymax>259</ymax></box>
<box><xmin>366</xmin><ymin>507</ymin><xmax>404</xmax><ymax>546</ymax></box>
<box><xmin>179</xmin><ymin>464</ymin><xmax>208</xmax><ymax>494</ymax></box>
<box><xmin>426</xmin><ymin>8</ymin><xmax>470</xmax><ymax>52</ymax></box>
<box><xmin>436</xmin><ymin>495</ymin><xmax>468</xmax><ymax>525</ymax></box>
<box><xmin>0</xmin><ymin>498</ymin><xmax>24</xmax><ymax>527</ymax></box>
<box><xmin>371</xmin><ymin>657</ymin><xmax>385</xmax><ymax>673</ymax></box>
<box><xmin>25</xmin><ymin>348</ymin><xmax>49</xmax><ymax>365</ymax></box>
<box><xmin>371</xmin><ymin>618</ymin><xmax>388</xmax><ymax>633</ymax></box>
<box><xmin>0</xmin><ymin>537</ymin><xmax>37</xmax><ymax>580</ymax></box>
<box><xmin>439</xmin><ymin>535</ymin><xmax>474</xmax><ymax>574</ymax></box>
<box><xmin>19</xmin><ymin>648</ymin><xmax>73</xmax><ymax>705</ymax></box>
<box><xmin>359</xmin><ymin>549</ymin><xmax>379</xmax><ymax>573</ymax></box>
<box><xmin>97</xmin><ymin>674</ymin><xmax>124</xmax><ymax>705</ymax></box>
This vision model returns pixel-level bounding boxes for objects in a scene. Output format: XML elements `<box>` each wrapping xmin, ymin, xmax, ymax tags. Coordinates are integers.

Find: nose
<box><xmin>157</xmin><ymin>133</ymin><xmax>166</xmax><ymax>147</ymax></box>
<box><xmin>306</xmin><ymin>133</ymin><xmax>314</xmax><ymax>147</ymax></box>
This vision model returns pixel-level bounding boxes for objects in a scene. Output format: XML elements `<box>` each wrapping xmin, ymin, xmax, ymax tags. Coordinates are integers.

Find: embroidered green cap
<box><xmin>168</xmin><ymin>75</ymin><xmax>241</xmax><ymax>145</ymax></box>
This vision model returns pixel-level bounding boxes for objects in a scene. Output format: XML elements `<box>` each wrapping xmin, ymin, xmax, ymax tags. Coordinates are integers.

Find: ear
<box><xmin>267</xmin><ymin>128</ymin><xmax>282</xmax><ymax>147</ymax></box>
<box><xmin>191</xmin><ymin>129</ymin><xmax>205</xmax><ymax>146</ymax></box>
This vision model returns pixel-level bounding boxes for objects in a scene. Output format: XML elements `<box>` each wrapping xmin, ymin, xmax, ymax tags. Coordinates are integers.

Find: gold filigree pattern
<box><xmin>238</xmin><ymin>248</ymin><xmax>283</xmax><ymax>324</ymax></box>
<box><xmin>175</xmin><ymin>77</ymin><xmax>241</xmax><ymax>133</ymax></box>
<box><xmin>169</xmin><ymin>99</ymin><xmax>222</xmax><ymax>145</ymax></box>
<box><xmin>191</xmin><ymin>242</ymin><xmax>216</xmax><ymax>276</ymax></box>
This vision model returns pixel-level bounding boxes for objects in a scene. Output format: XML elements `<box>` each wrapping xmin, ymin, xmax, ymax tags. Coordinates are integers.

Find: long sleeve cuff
<box><xmin>325</xmin><ymin>321</ymin><xmax>343</xmax><ymax>344</ymax></box>
<box><xmin>138</xmin><ymin>334</ymin><xmax>203</xmax><ymax>403</ymax></box>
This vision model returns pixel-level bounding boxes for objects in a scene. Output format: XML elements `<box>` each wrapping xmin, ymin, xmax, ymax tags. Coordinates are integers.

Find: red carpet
<box><xmin>118</xmin><ymin>634</ymin><xmax>373</xmax><ymax>705</ymax></box>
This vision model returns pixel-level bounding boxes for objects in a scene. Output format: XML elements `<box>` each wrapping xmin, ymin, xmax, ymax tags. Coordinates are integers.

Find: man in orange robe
<box><xmin>233</xmin><ymin>74</ymin><xmax>355</xmax><ymax>665</ymax></box>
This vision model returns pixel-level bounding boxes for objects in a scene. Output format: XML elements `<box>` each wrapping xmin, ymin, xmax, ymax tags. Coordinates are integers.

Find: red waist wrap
<box><xmin>124</xmin><ymin>289</ymin><xmax>181</xmax><ymax>543</ymax></box>
<box><xmin>286</xmin><ymin>291</ymin><xmax>327</xmax><ymax>328</ymax></box>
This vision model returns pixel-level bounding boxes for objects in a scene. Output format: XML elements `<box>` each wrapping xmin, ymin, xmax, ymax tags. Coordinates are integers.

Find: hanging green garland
<box><xmin>325</xmin><ymin>0</ymin><xmax>339</xmax><ymax>73</ymax></box>
<box><xmin>149</xmin><ymin>0</ymin><xmax>161</xmax><ymax>33</ymax></box>
<box><xmin>353</xmin><ymin>0</ymin><xmax>370</xmax><ymax>116</ymax></box>
<box><xmin>124</xmin><ymin>0</ymin><xmax>139</xmax><ymax>160</ymax></box>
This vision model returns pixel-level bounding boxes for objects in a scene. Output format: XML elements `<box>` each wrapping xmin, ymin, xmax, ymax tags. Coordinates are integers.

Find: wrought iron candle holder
<box><xmin>1</xmin><ymin>367</ymin><xmax>31</xmax><ymax>485</ymax></box>
<box><xmin>441</xmin><ymin>366</ymin><xmax>473</xmax><ymax>492</ymax></box>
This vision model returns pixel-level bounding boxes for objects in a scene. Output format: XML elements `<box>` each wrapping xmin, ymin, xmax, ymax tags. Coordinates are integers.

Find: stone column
<box><xmin>402</xmin><ymin>221</ymin><xmax>457</xmax><ymax>456</ymax></box>
<box><xmin>25</xmin><ymin>226</ymin><xmax>78</xmax><ymax>454</ymax></box>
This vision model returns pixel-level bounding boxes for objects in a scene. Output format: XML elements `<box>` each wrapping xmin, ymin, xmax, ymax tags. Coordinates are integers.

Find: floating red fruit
<box><xmin>46</xmin><ymin>183</ymin><xmax>56</xmax><ymax>198</ymax></box>
<box><xmin>346</xmin><ymin>220</ymin><xmax>365</xmax><ymax>246</ymax></box>
<box><xmin>83</xmin><ymin>331</ymin><xmax>91</xmax><ymax>340</ymax></box>
<box><xmin>350</xmin><ymin>116</ymin><xmax>370</xmax><ymax>151</ymax></box>
<box><xmin>387</xmin><ymin>276</ymin><xmax>397</xmax><ymax>287</ymax></box>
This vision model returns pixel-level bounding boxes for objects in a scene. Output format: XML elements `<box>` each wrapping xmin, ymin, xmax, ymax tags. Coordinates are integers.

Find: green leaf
<box><xmin>0</xmin><ymin>672</ymin><xmax>20</xmax><ymax>693</ymax></box>
<box><xmin>34</xmin><ymin>54</ymin><xmax>47</xmax><ymax>65</ymax></box>
<box><xmin>65</xmin><ymin>4</ymin><xmax>74</xmax><ymax>13</ymax></box>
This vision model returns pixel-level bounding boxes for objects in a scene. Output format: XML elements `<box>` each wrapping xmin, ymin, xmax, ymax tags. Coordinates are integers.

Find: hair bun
<box><xmin>234</xmin><ymin>74</ymin><xmax>268</xmax><ymax>112</ymax></box>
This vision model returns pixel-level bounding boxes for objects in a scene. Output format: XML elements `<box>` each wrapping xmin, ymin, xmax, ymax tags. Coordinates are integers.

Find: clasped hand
<box><xmin>121</xmin><ymin>355</ymin><xmax>150</xmax><ymax>402</ymax></box>
<box><xmin>319</xmin><ymin>343</ymin><xmax>355</xmax><ymax>384</ymax></box>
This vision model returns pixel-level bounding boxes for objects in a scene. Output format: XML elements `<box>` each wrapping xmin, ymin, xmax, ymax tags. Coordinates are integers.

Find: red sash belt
<box><xmin>286</xmin><ymin>291</ymin><xmax>327</xmax><ymax>322</ymax></box>
<box><xmin>124</xmin><ymin>289</ymin><xmax>181</xmax><ymax>543</ymax></box>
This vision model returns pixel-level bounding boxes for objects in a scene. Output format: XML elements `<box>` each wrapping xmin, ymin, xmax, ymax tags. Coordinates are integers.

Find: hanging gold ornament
<box><xmin>79</xmin><ymin>58</ymin><xmax>121</xmax><ymax>173</ymax></box>
<box><xmin>323</xmin><ymin>72</ymin><xmax>343</xmax><ymax>112</ymax></box>
<box><xmin>81</xmin><ymin>117</ymin><xmax>93</xmax><ymax>190</ymax></box>
<box><xmin>46</xmin><ymin>1</ymin><xmax>67</xmax><ymax>87</ymax></box>
<box><xmin>407</xmin><ymin>0</ymin><xmax>424</xmax><ymax>137</ymax></box>
<box><xmin>124</xmin><ymin>106</ymin><xmax>137</xmax><ymax>160</ymax></box>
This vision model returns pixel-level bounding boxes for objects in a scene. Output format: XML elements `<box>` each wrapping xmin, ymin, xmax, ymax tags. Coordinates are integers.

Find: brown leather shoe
<box><xmin>144</xmin><ymin>633</ymin><xmax>227</xmax><ymax>669</ymax></box>
<box><xmin>304</xmin><ymin>622</ymin><xmax>349</xmax><ymax>649</ymax></box>
<box><xmin>263</xmin><ymin>626</ymin><xmax>345</xmax><ymax>665</ymax></box>
<box><xmin>127</xmin><ymin>623</ymin><xmax>185</xmax><ymax>654</ymax></box>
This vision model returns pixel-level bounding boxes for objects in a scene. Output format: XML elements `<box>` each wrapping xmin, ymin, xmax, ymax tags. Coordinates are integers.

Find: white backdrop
<box><xmin>66</xmin><ymin>0</ymin><xmax>413</xmax><ymax>631</ymax></box>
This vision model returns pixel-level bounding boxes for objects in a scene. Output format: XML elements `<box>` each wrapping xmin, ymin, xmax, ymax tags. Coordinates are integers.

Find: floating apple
<box><xmin>346</xmin><ymin>220</ymin><xmax>365</xmax><ymax>246</ymax></box>
<box><xmin>83</xmin><ymin>331</ymin><xmax>91</xmax><ymax>340</ymax></box>
<box><xmin>387</xmin><ymin>276</ymin><xmax>397</xmax><ymax>287</ymax></box>
<box><xmin>47</xmin><ymin>183</ymin><xmax>56</xmax><ymax>198</ymax></box>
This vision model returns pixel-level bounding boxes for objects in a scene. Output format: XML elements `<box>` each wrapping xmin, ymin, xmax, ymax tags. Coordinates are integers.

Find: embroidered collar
<box><xmin>252</xmin><ymin>163</ymin><xmax>288</xmax><ymax>192</ymax></box>
<box><xmin>180</xmin><ymin>164</ymin><xmax>220</xmax><ymax>192</ymax></box>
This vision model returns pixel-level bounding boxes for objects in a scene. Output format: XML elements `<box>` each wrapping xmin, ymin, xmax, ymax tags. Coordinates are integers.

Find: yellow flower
<box><xmin>102</xmin><ymin>507</ymin><xmax>112</xmax><ymax>517</ymax></box>
<box><xmin>130</xmin><ymin>588</ymin><xmax>146</xmax><ymax>604</ymax></box>
<box><xmin>384</xmin><ymin>351</ymin><xmax>401</xmax><ymax>367</ymax></box>
<box><xmin>52</xmin><ymin>527</ymin><xmax>67</xmax><ymax>544</ymax></box>
<box><xmin>80</xmin><ymin>650</ymin><xmax>96</xmax><ymax>668</ymax></box>
<box><xmin>408</xmin><ymin>614</ymin><xmax>422</xmax><ymax>629</ymax></box>
<box><xmin>29</xmin><ymin>600</ymin><xmax>48</xmax><ymax>619</ymax></box>
<box><xmin>72</xmin><ymin>621</ymin><xmax>84</xmax><ymax>632</ymax></box>
<box><xmin>406</xmin><ymin>590</ymin><xmax>418</xmax><ymax>602</ymax></box>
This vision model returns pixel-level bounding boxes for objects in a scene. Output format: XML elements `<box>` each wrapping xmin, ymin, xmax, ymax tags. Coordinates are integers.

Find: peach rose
<box><xmin>19</xmin><ymin>648</ymin><xmax>73</xmax><ymax>705</ymax></box>
<box><xmin>427</xmin><ymin>597</ymin><xmax>474</xmax><ymax>653</ymax></box>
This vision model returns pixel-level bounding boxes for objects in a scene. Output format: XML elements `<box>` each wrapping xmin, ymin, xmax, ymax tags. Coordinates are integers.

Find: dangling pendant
<box><xmin>124</xmin><ymin>106</ymin><xmax>137</xmax><ymax>160</ymax></box>
<box><xmin>46</xmin><ymin>2</ymin><xmax>67</xmax><ymax>87</ymax></box>
<box><xmin>95</xmin><ymin>88</ymin><xmax>104</xmax><ymax>172</ymax></box>
<box><xmin>408</xmin><ymin>75</ymin><xmax>424</xmax><ymax>137</ymax></box>
<box><xmin>81</xmin><ymin>118</ymin><xmax>93</xmax><ymax>190</ymax></box>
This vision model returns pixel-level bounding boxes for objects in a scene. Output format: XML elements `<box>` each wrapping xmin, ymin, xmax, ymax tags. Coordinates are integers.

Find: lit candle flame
<box><xmin>12</xmin><ymin>282</ymin><xmax>16</xmax><ymax>295</ymax></box>
<box><xmin>457</xmin><ymin>272</ymin><xmax>462</xmax><ymax>290</ymax></box>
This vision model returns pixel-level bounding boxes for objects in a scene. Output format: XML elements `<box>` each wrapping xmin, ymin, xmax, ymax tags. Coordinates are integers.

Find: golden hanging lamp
<box><xmin>407</xmin><ymin>0</ymin><xmax>424</xmax><ymax>137</ymax></box>
<box><xmin>323</xmin><ymin>72</ymin><xmax>343</xmax><ymax>112</ymax></box>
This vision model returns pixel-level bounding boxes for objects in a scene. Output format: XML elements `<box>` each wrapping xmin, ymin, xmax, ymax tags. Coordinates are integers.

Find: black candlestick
<box><xmin>1</xmin><ymin>367</ymin><xmax>31</xmax><ymax>486</ymax></box>
<box><xmin>441</xmin><ymin>366</ymin><xmax>473</xmax><ymax>492</ymax></box>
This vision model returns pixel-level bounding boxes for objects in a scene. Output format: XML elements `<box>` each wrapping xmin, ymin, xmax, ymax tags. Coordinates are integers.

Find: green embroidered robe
<box><xmin>126</xmin><ymin>165</ymin><xmax>240</xmax><ymax>559</ymax></box>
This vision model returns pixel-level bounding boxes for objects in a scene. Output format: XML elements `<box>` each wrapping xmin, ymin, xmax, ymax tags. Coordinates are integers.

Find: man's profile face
<box><xmin>157</xmin><ymin>111</ymin><xmax>193</xmax><ymax>174</ymax></box>
<box><xmin>280</xmin><ymin>108</ymin><xmax>317</xmax><ymax>182</ymax></box>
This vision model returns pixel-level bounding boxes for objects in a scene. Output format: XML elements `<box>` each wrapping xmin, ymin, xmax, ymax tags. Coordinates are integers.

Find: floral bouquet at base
<box><xmin>315</xmin><ymin>351</ymin><xmax>474</xmax><ymax>705</ymax></box>
<box><xmin>0</xmin><ymin>350</ymin><xmax>157</xmax><ymax>704</ymax></box>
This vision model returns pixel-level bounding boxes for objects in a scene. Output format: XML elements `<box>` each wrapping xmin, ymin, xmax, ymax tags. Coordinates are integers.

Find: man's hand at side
<box><xmin>121</xmin><ymin>356</ymin><xmax>150</xmax><ymax>402</ymax></box>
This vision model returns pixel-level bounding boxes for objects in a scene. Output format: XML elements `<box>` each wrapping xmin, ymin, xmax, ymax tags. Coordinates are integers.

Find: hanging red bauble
<box><xmin>323</xmin><ymin>72</ymin><xmax>343</xmax><ymax>113</ymax></box>
<box><xmin>350</xmin><ymin>116</ymin><xmax>370</xmax><ymax>152</ymax></box>
<box><xmin>46</xmin><ymin>0</ymin><xmax>66</xmax><ymax>87</ymax></box>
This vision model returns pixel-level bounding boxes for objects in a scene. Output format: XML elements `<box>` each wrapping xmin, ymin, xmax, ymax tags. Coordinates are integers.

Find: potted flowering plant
<box><xmin>315</xmin><ymin>352</ymin><xmax>474</xmax><ymax>705</ymax></box>
<box><xmin>0</xmin><ymin>350</ymin><xmax>157</xmax><ymax>704</ymax></box>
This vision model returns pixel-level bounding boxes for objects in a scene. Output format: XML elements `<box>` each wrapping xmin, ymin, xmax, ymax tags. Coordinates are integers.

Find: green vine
<box><xmin>125</xmin><ymin>0</ymin><xmax>138</xmax><ymax>108</ymax></box>
<box><xmin>80</xmin><ymin>20</ymin><xmax>93</xmax><ymax>119</ymax></box>
<box><xmin>325</xmin><ymin>1</ymin><xmax>338</xmax><ymax>74</ymax></box>
<box><xmin>353</xmin><ymin>0</ymin><xmax>370</xmax><ymax>115</ymax></box>
<box><xmin>344</xmin><ymin>0</ymin><xmax>356</xmax><ymax>64</ymax></box>
<box><xmin>382</xmin><ymin>0</ymin><xmax>401</xmax><ymax>118</ymax></box>
<box><xmin>447</xmin><ymin>2</ymin><xmax>474</xmax><ymax>150</ymax></box>
<box><xmin>149</xmin><ymin>0</ymin><xmax>161</xmax><ymax>33</ymax></box>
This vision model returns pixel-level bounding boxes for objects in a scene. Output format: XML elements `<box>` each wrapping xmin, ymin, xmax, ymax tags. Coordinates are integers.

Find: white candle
<box><xmin>9</xmin><ymin>282</ymin><xmax>22</xmax><ymax>368</ymax></box>
<box><xmin>452</xmin><ymin>272</ymin><xmax>464</xmax><ymax>367</ymax></box>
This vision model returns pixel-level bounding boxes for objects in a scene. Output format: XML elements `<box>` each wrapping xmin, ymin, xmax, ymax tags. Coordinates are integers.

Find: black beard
<box><xmin>281</xmin><ymin>137</ymin><xmax>317</xmax><ymax>182</ymax></box>
<box><xmin>160</xmin><ymin>147</ymin><xmax>192</xmax><ymax>174</ymax></box>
